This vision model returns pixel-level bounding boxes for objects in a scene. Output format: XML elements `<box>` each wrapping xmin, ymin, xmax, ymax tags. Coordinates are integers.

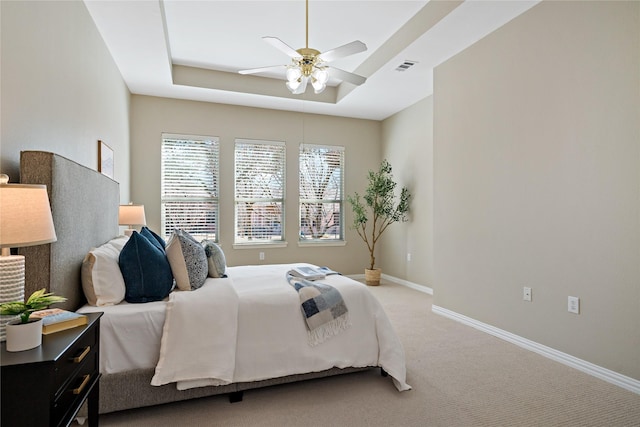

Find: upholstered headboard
<box><xmin>18</xmin><ymin>151</ymin><xmax>119</xmax><ymax>310</ymax></box>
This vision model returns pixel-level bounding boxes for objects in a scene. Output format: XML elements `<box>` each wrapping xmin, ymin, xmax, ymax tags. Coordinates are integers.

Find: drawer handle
<box><xmin>72</xmin><ymin>346</ymin><xmax>91</xmax><ymax>363</ymax></box>
<box><xmin>73</xmin><ymin>374</ymin><xmax>91</xmax><ymax>395</ymax></box>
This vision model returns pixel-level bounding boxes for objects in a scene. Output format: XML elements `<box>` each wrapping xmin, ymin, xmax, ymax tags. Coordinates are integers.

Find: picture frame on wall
<box><xmin>98</xmin><ymin>140</ymin><xmax>114</xmax><ymax>179</ymax></box>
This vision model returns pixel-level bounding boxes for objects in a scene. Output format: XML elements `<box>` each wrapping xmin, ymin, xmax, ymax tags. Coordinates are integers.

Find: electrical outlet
<box><xmin>259</xmin><ymin>252</ymin><xmax>265</xmax><ymax>261</ymax></box>
<box><xmin>568</xmin><ymin>296</ymin><xmax>580</xmax><ymax>314</ymax></box>
<box><xmin>407</xmin><ymin>253</ymin><xmax>412</xmax><ymax>262</ymax></box>
<box><xmin>523</xmin><ymin>287</ymin><xmax>532</xmax><ymax>302</ymax></box>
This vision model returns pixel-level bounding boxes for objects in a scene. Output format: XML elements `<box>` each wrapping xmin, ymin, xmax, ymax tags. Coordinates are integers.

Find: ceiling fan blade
<box><xmin>263</xmin><ymin>36</ymin><xmax>302</xmax><ymax>59</ymax></box>
<box><xmin>318</xmin><ymin>40</ymin><xmax>367</xmax><ymax>63</ymax></box>
<box><xmin>328</xmin><ymin>67</ymin><xmax>367</xmax><ymax>86</ymax></box>
<box><xmin>239</xmin><ymin>65</ymin><xmax>286</xmax><ymax>75</ymax></box>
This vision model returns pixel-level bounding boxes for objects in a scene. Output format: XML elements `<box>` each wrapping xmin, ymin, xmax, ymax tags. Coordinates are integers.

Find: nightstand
<box><xmin>1</xmin><ymin>312</ymin><xmax>102</xmax><ymax>427</ymax></box>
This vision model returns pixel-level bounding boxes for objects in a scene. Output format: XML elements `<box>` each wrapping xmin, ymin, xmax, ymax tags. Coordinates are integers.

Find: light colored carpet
<box><xmin>95</xmin><ymin>281</ymin><xmax>640</xmax><ymax>426</ymax></box>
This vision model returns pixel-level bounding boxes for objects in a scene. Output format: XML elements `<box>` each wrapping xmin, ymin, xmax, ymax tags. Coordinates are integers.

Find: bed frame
<box><xmin>18</xmin><ymin>151</ymin><xmax>372</xmax><ymax>414</ymax></box>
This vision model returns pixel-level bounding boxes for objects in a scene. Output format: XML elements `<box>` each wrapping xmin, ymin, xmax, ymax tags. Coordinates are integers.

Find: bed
<box><xmin>18</xmin><ymin>151</ymin><xmax>410</xmax><ymax>414</ymax></box>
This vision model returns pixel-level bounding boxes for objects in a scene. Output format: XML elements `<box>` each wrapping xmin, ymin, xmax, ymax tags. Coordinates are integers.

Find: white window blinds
<box><xmin>161</xmin><ymin>134</ymin><xmax>219</xmax><ymax>241</ymax></box>
<box><xmin>234</xmin><ymin>139</ymin><xmax>285</xmax><ymax>243</ymax></box>
<box><xmin>299</xmin><ymin>144</ymin><xmax>344</xmax><ymax>241</ymax></box>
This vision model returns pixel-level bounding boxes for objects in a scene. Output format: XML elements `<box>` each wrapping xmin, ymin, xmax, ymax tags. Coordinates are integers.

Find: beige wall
<box><xmin>380</xmin><ymin>97</ymin><xmax>434</xmax><ymax>289</ymax></box>
<box><xmin>130</xmin><ymin>95</ymin><xmax>380</xmax><ymax>273</ymax></box>
<box><xmin>433</xmin><ymin>1</ymin><xmax>639</xmax><ymax>379</ymax></box>
<box><xmin>0</xmin><ymin>0</ymin><xmax>131</xmax><ymax>201</ymax></box>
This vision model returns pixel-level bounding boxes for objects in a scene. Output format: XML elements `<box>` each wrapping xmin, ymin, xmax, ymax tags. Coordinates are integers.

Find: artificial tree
<box><xmin>348</xmin><ymin>159</ymin><xmax>410</xmax><ymax>284</ymax></box>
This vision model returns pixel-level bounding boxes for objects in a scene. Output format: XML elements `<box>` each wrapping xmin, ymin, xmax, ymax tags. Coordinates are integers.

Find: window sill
<box><xmin>233</xmin><ymin>242</ymin><xmax>288</xmax><ymax>250</ymax></box>
<box><xmin>297</xmin><ymin>240</ymin><xmax>347</xmax><ymax>248</ymax></box>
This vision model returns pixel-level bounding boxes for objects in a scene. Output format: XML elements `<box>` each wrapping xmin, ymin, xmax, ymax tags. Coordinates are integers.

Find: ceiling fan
<box><xmin>238</xmin><ymin>0</ymin><xmax>367</xmax><ymax>95</ymax></box>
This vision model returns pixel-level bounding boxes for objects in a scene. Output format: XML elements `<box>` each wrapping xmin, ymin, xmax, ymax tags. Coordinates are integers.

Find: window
<box><xmin>234</xmin><ymin>139</ymin><xmax>285</xmax><ymax>244</ymax></box>
<box><xmin>161</xmin><ymin>134</ymin><xmax>219</xmax><ymax>241</ymax></box>
<box><xmin>299</xmin><ymin>144</ymin><xmax>344</xmax><ymax>241</ymax></box>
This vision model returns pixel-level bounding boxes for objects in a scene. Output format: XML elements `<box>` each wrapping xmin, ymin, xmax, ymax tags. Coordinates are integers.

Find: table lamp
<box><xmin>0</xmin><ymin>174</ymin><xmax>57</xmax><ymax>341</ymax></box>
<box><xmin>119</xmin><ymin>203</ymin><xmax>146</xmax><ymax>236</ymax></box>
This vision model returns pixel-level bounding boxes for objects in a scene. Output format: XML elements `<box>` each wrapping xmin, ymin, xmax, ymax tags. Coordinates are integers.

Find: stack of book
<box><xmin>29</xmin><ymin>308</ymin><xmax>88</xmax><ymax>335</ymax></box>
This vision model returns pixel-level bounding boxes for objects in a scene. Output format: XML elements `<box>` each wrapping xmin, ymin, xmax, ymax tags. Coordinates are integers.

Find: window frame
<box><xmin>233</xmin><ymin>138</ymin><xmax>287</xmax><ymax>247</ymax></box>
<box><xmin>298</xmin><ymin>143</ymin><xmax>345</xmax><ymax>245</ymax></box>
<box><xmin>160</xmin><ymin>133</ymin><xmax>220</xmax><ymax>242</ymax></box>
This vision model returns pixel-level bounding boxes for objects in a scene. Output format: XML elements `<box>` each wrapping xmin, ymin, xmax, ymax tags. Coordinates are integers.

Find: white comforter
<box><xmin>151</xmin><ymin>277</ymin><xmax>239</xmax><ymax>388</ymax></box>
<box><xmin>82</xmin><ymin>264</ymin><xmax>411</xmax><ymax>392</ymax></box>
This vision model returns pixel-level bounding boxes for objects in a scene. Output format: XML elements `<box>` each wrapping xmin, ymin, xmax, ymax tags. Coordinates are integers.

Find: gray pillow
<box><xmin>166</xmin><ymin>229</ymin><xmax>208</xmax><ymax>290</ymax></box>
<box><xmin>202</xmin><ymin>240</ymin><xmax>226</xmax><ymax>278</ymax></box>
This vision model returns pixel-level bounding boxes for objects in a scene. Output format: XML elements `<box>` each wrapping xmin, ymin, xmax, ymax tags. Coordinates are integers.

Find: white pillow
<box><xmin>81</xmin><ymin>236</ymin><xmax>128</xmax><ymax>306</ymax></box>
<box><xmin>108</xmin><ymin>235</ymin><xmax>129</xmax><ymax>251</ymax></box>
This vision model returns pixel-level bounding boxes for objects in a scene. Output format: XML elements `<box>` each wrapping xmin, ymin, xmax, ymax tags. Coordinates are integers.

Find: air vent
<box><xmin>395</xmin><ymin>60</ymin><xmax>418</xmax><ymax>72</ymax></box>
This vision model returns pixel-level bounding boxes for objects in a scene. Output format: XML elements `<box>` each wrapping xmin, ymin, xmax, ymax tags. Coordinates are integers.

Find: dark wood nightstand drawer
<box><xmin>53</xmin><ymin>323</ymin><xmax>98</xmax><ymax>398</ymax></box>
<box><xmin>1</xmin><ymin>312</ymin><xmax>102</xmax><ymax>427</ymax></box>
<box><xmin>53</xmin><ymin>350</ymin><xmax>99</xmax><ymax>426</ymax></box>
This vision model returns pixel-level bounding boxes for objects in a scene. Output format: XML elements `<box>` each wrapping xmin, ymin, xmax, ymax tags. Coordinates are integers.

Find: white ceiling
<box><xmin>84</xmin><ymin>0</ymin><xmax>539</xmax><ymax>121</ymax></box>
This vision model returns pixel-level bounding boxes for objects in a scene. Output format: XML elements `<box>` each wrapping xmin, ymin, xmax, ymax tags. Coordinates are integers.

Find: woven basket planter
<box><xmin>364</xmin><ymin>268</ymin><xmax>381</xmax><ymax>286</ymax></box>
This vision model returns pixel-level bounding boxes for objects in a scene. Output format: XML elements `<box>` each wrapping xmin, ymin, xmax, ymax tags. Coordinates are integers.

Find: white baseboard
<box><xmin>346</xmin><ymin>273</ymin><xmax>433</xmax><ymax>295</ymax></box>
<box><xmin>354</xmin><ymin>272</ymin><xmax>639</xmax><ymax>394</ymax></box>
<box><xmin>381</xmin><ymin>274</ymin><xmax>433</xmax><ymax>295</ymax></box>
<box><xmin>432</xmin><ymin>305</ymin><xmax>640</xmax><ymax>395</ymax></box>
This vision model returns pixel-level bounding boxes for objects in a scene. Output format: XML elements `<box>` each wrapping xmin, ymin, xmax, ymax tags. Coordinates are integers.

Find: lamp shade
<box><xmin>119</xmin><ymin>204</ymin><xmax>146</xmax><ymax>226</ymax></box>
<box><xmin>0</xmin><ymin>177</ymin><xmax>57</xmax><ymax>248</ymax></box>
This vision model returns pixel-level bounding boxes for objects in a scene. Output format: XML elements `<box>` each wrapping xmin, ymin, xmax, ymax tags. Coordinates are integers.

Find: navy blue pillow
<box><xmin>140</xmin><ymin>226</ymin><xmax>166</xmax><ymax>251</ymax></box>
<box><xmin>119</xmin><ymin>231</ymin><xmax>173</xmax><ymax>303</ymax></box>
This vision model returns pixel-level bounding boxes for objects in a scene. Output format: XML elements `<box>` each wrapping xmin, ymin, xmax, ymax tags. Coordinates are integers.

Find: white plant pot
<box><xmin>6</xmin><ymin>318</ymin><xmax>42</xmax><ymax>352</ymax></box>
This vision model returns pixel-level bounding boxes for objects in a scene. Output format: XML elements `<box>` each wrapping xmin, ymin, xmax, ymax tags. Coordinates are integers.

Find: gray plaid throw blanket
<box><xmin>286</xmin><ymin>273</ymin><xmax>350</xmax><ymax>346</ymax></box>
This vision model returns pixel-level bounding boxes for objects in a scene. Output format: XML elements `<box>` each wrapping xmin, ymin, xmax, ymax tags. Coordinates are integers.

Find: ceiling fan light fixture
<box><xmin>311</xmin><ymin>79</ymin><xmax>326</xmax><ymax>94</ymax></box>
<box><xmin>286</xmin><ymin>78</ymin><xmax>302</xmax><ymax>93</ymax></box>
<box><xmin>239</xmin><ymin>0</ymin><xmax>367</xmax><ymax>94</ymax></box>
<box><xmin>313</xmin><ymin>68</ymin><xmax>328</xmax><ymax>84</ymax></box>
<box><xmin>295</xmin><ymin>77</ymin><xmax>309</xmax><ymax>94</ymax></box>
<box><xmin>311</xmin><ymin>68</ymin><xmax>328</xmax><ymax>93</ymax></box>
<box><xmin>286</xmin><ymin>67</ymin><xmax>302</xmax><ymax>83</ymax></box>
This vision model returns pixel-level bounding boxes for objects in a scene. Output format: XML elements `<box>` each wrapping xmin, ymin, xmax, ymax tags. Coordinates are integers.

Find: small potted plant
<box><xmin>348</xmin><ymin>159</ymin><xmax>411</xmax><ymax>286</ymax></box>
<box><xmin>0</xmin><ymin>288</ymin><xmax>66</xmax><ymax>352</ymax></box>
